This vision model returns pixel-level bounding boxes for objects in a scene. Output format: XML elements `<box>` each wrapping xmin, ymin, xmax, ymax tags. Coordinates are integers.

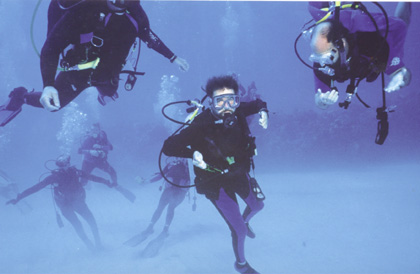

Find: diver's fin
<box><xmin>0</xmin><ymin>104</ymin><xmax>22</xmax><ymax>127</ymax></box>
<box><xmin>115</xmin><ymin>185</ymin><xmax>136</xmax><ymax>203</ymax></box>
<box><xmin>141</xmin><ymin>231</ymin><xmax>168</xmax><ymax>258</ymax></box>
<box><xmin>124</xmin><ymin>230</ymin><xmax>153</xmax><ymax>247</ymax></box>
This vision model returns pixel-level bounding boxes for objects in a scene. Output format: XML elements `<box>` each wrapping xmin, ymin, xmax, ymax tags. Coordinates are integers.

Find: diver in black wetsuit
<box><xmin>162</xmin><ymin>75</ymin><xmax>269</xmax><ymax>274</ymax></box>
<box><xmin>6</xmin><ymin>155</ymin><xmax>113</xmax><ymax>251</ymax></box>
<box><xmin>0</xmin><ymin>0</ymin><xmax>189</xmax><ymax>126</ymax></box>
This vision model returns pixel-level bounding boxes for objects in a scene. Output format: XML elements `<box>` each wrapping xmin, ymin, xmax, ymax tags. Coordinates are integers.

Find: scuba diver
<box><xmin>78</xmin><ymin>123</ymin><xmax>117</xmax><ymax>187</ymax></box>
<box><xmin>0</xmin><ymin>0</ymin><xmax>189</xmax><ymax>127</ymax></box>
<box><xmin>162</xmin><ymin>75</ymin><xmax>268</xmax><ymax>274</ymax></box>
<box><xmin>306</xmin><ymin>2</ymin><xmax>411</xmax><ymax>109</ymax></box>
<box><xmin>124</xmin><ymin>158</ymin><xmax>190</xmax><ymax>248</ymax></box>
<box><xmin>6</xmin><ymin>155</ymin><xmax>113</xmax><ymax>251</ymax></box>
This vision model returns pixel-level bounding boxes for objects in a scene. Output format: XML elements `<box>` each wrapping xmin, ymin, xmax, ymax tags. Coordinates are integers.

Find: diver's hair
<box><xmin>311</xmin><ymin>20</ymin><xmax>349</xmax><ymax>53</ymax></box>
<box><xmin>205</xmin><ymin>75</ymin><xmax>239</xmax><ymax>97</ymax></box>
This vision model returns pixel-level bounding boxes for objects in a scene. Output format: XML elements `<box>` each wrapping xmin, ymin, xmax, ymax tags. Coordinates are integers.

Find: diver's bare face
<box><xmin>211</xmin><ymin>88</ymin><xmax>236</xmax><ymax>118</ymax></box>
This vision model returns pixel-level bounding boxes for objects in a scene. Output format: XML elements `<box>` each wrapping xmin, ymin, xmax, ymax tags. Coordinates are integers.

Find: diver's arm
<box><xmin>140</xmin><ymin>28</ymin><xmax>175</xmax><ymax>60</ymax></box>
<box><xmin>101</xmin><ymin>132</ymin><xmax>113</xmax><ymax>151</ymax></box>
<box><xmin>163</xmin><ymin>126</ymin><xmax>197</xmax><ymax>159</ymax></box>
<box><xmin>6</xmin><ymin>176</ymin><xmax>52</xmax><ymax>205</ymax></box>
<box><xmin>240</xmin><ymin>99</ymin><xmax>268</xmax><ymax>117</ymax></box>
<box><xmin>40</xmin><ymin>9</ymin><xmax>79</xmax><ymax>88</ymax></box>
<box><xmin>132</xmin><ymin>4</ymin><xmax>175</xmax><ymax>60</ymax></box>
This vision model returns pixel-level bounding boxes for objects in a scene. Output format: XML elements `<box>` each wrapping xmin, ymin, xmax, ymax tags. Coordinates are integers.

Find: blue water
<box><xmin>0</xmin><ymin>1</ymin><xmax>419</xmax><ymax>274</ymax></box>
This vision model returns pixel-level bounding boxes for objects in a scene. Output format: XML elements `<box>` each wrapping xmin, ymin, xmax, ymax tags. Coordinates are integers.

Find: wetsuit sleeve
<box><xmin>239</xmin><ymin>99</ymin><xmax>268</xmax><ymax>117</ymax></box>
<box><xmin>101</xmin><ymin>132</ymin><xmax>113</xmax><ymax>151</ymax></box>
<box><xmin>16</xmin><ymin>176</ymin><xmax>52</xmax><ymax>201</ymax></box>
<box><xmin>162</xmin><ymin>124</ymin><xmax>198</xmax><ymax>159</ymax></box>
<box><xmin>47</xmin><ymin>0</ymin><xmax>66</xmax><ymax>36</ymax></box>
<box><xmin>41</xmin><ymin>8</ymin><xmax>81</xmax><ymax>88</ymax></box>
<box><xmin>313</xmin><ymin>67</ymin><xmax>332</xmax><ymax>93</ymax></box>
<box><xmin>131</xmin><ymin>4</ymin><xmax>175</xmax><ymax>60</ymax></box>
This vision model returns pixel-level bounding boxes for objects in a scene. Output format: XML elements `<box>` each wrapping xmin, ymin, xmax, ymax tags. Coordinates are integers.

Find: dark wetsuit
<box><xmin>24</xmin><ymin>0</ymin><xmax>175</xmax><ymax>108</ymax></box>
<box><xmin>308</xmin><ymin>2</ymin><xmax>408</xmax><ymax>94</ymax></box>
<box><xmin>78</xmin><ymin>130</ymin><xmax>116</xmax><ymax>186</ymax></box>
<box><xmin>163</xmin><ymin>99</ymin><xmax>267</xmax><ymax>263</ymax></box>
<box><xmin>149</xmin><ymin>161</ymin><xmax>189</xmax><ymax>232</ymax></box>
<box><xmin>15</xmin><ymin>166</ymin><xmax>110</xmax><ymax>250</ymax></box>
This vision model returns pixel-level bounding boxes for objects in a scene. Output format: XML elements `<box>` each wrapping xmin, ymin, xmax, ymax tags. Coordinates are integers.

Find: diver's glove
<box><xmin>192</xmin><ymin>151</ymin><xmax>207</xmax><ymax>170</ymax></box>
<box><xmin>315</xmin><ymin>89</ymin><xmax>338</xmax><ymax>109</ymax></box>
<box><xmin>259</xmin><ymin>110</ymin><xmax>268</xmax><ymax>129</ymax></box>
<box><xmin>40</xmin><ymin>86</ymin><xmax>60</xmax><ymax>111</ymax></box>
<box><xmin>385</xmin><ymin>67</ymin><xmax>411</xmax><ymax>93</ymax></box>
<box><xmin>173</xmin><ymin>56</ymin><xmax>190</xmax><ymax>72</ymax></box>
<box><xmin>93</xmin><ymin>144</ymin><xmax>102</xmax><ymax>150</ymax></box>
<box><xmin>90</xmin><ymin>150</ymin><xmax>101</xmax><ymax>157</ymax></box>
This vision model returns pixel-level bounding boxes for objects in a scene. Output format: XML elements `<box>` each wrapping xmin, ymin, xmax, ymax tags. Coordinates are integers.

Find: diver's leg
<box><xmin>147</xmin><ymin>189</ymin><xmax>171</xmax><ymax>232</ymax></box>
<box><xmin>395</xmin><ymin>2</ymin><xmax>411</xmax><ymax>26</ymax></box>
<box><xmin>211</xmin><ymin>188</ymin><xmax>247</xmax><ymax>264</ymax></box>
<box><xmin>74</xmin><ymin>200</ymin><xmax>102</xmax><ymax>249</ymax></box>
<box><xmin>60</xmin><ymin>204</ymin><xmax>95</xmax><ymax>250</ymax></box>
<box><xmin>98</xmin><ymin>160</ymin><xmax>118</xmax><ymax>185</ymax></box>
<box><xmin>164</xmin><ymin>189</ymin><xmax>186</xmax><ymax>232</ymax></box>
<box><xmin>80</xmin><ymin>160</ymin><xmax>96</xmax><ymax>187</ymax></box>
<box><xmin>241</xmin><ymin>176</ymin><xmax>264</xmax><ymax>223</ymax></box>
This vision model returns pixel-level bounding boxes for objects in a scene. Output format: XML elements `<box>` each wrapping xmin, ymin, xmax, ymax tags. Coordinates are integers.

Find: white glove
<box><xmin>90</xmin><ymin>150</ymin><xmax>100</xmax><ymax>157</ymax></box>
<box><xmin>192</xmin><ymin>151</ymin><xmax>207</xmax><ymax>170</ymax></box>
<box><xmin>385</xmin><ymin>67</ymin><xmax>411</xmax><ymax>93</ymax></box>
<box><xmin>93</xmin><ymin>144</ymin><xmax>102</xmax><ymax>149</ymax></box>
<box><xmin>174</xmin><ymin>57</ymin><xmax>190</xmax><ymax>72</ymax></box>
<box><xmin>259</xmin><ymin>111</ymin><xmax>268</xmax><ymax>129</ymax></box>
<box><xmin>40</xmin><ymin>86</ymin><xmax>61</xmax><ymax>111</ymax></box>
<box><xmin>315</xmin><ymin>89</ymin><xmax>338</xmax><ymax>109</ymax></box>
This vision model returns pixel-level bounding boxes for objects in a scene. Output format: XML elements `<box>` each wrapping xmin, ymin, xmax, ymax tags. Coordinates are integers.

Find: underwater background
<box><xmin>0</xmin><ymin>1</ymin><xmax>419</xmax><ymax>273</ymax></box>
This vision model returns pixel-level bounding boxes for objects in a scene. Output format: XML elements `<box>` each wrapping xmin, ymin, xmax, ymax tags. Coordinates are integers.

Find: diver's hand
<box><xmin>315</xmin><ymin>89</ymin><xmax>338</xmax><ymax>109</ymax></box>
<box><xmin>90</xmin><ymin>150</ymin><xmax>100</xmax><ymax>157</ymax></box>
<box><xmin>6</xmin><ymin>197</ymin><xmax>19</xmax><ymax>205</ymax></box>
<box><xmin>192</xmin><ymin>151</ymin><xmax>207</xmax><ymax>170</ymax></box>
<box><xmin>93</xmin><ymin>144</ymin><xmax>102</xmax><ymax>150</ymax></box>
<box><xmin>259</xmin><ymin>111</ymin><xmax>268</xmax><ymax>129</ymax></box>
<box><xmin>174</xmin><ymin>57</ymin><xmax>189</xmax><ymax>72</ymax></box>
<box><xmin>385</xmin><ymin>67</ymin><xmax>411</xmax><ymax>93</ymax></box>
<box><xmin>40</xmin><ymin>86</ymin><xmax>60</xmax><ymax>111</ymax></box>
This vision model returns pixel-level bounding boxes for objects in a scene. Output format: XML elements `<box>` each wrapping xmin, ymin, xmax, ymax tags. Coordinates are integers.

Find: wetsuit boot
<box><xmin>0</xmin><ymin>87</ymin><xmax>27</xmax><ymax>126</ymax></box>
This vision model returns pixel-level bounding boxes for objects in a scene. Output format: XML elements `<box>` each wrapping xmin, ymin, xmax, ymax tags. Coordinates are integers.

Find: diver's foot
<box><xmin>0</xmin><ymin>87</ymin><xmax>27</xmax><ymax>127</ymax></box>
<box><xmin>234</xmin><ymin>261</ymin><xmax>260</xmax><ymax>274</ymax></box>
<box><xmin>245</xmin><ymin>222</ymin><xmax>256</xmax><ymax>239</ymax></box>
<box><xmin>6</xmin><ymin>87</ymin><xmax>27</xmax><ymax>111</ymax></box>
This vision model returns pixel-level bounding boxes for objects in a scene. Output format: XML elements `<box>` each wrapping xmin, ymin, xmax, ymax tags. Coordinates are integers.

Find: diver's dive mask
<box><xmin>211</xmin><ymin>94</ymin><xmax>240</xmax><ymax>111</ymax></box>
<box><xmin>309</xmin><ymin>47</ymin><xmax>339</xmax><ymax>67</ymax></box>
